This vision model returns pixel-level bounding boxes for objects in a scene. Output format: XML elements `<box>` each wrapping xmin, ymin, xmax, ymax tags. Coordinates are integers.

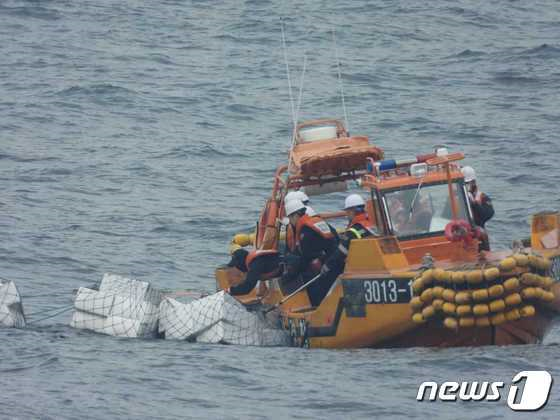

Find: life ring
<box><xmin>445</xmin><ymin>219</ymin><xmax>473</xmax><ymax>243</ymax></box>
<box><xmin>256</xmin><ymin>199</ymin><xmax>279</xmax><ymax>249</ymax></box>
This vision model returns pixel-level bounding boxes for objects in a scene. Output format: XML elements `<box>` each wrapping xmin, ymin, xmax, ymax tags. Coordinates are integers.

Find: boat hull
<box><xmin>278</xmin><ymin>266</ymin><xmax>560</xmax><ymax>350</ymax></box>
<box><xmin>379</xmin><ymin>310</ymin><xmax>556</xmax><ymax>348</ymax></box>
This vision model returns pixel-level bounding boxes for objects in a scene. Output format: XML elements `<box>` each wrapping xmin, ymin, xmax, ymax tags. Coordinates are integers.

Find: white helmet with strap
<box><xmin>462</xmin><ymin>166</ymin><xmax>476</xmax><ymax>183</ymax></box>
<box><xmin>344</xmin><ymin>194</ymin><xmax>366</xmax><ymax>210</ymax></box>
<box><xmin>285</xmin><ymin>199</ymin><xmax>306</xmax><ymax>216</ymax></box>
<box><xmin>286</xmin><ymin>190</ymin><xmax>309</xmax><ymax>204</ymax></box>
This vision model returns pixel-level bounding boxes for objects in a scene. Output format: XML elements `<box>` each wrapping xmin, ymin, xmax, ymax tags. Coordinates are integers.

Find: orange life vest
<box><xmin>295</xmin><ymin>214</ymin><xmax>335</xmax><ymax>245</ymax></box>
<box><xmin>245</xmin><ymin>249</ymin><xmax>279</xmax><ymax>279</ymax></box>
<box><xmin>347</xmin><ymin>212</ymin><xmax>373</xmax><ymax>230</ymax></box>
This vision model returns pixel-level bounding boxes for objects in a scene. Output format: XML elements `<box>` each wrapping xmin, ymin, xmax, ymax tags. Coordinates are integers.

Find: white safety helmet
<box><xmin>462</xmin><ymin>166</ymin><xmax>476</xmax><ymax>183</ymax></box>
<box><xmin>285</xmin><ymin>199</ymin><xmax>306</xmax><ymax>217</ymax></box>
<box><xmin>344</xmin><ymin>194</ymin><xmax>366</xmax><ymax>210</ymax></box>
<box><xmin>285</xmin><ymin>190</ymin><xmax>309</xmax><ymax>204</ymax></box>
<box><xmin>285</xmin><ymin>191</ymin><xmax>298</xmax><ymax>203</ymax></box>
<box><xmin>297</xmin><ymin>191</ymin><xmax>310</xmax><ymax>203</ymax></box>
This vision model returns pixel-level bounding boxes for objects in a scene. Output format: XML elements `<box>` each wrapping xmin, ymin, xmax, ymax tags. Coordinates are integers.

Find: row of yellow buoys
<box><xmin>410</xmin><ymin>254</ymin><xmax>556</xmax><ymax>329</ymax></box>
<box><xmin>229</xmin><ymin>232</ymin><xmax>256</xmax><ymax>254</ymax></box>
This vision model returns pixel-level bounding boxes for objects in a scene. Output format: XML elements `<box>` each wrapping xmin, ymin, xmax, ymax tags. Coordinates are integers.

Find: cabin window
<box><xmin>384</xmin><ymin>182</ymin><xmax>469</xmax><ymax>238</ymax></box>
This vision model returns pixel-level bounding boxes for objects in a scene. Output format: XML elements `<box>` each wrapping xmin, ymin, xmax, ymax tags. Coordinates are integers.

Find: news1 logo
<box><xmin>417</xmin><ymin>371</ymin><xmax>553</xmax><ymax>411</ymax></box>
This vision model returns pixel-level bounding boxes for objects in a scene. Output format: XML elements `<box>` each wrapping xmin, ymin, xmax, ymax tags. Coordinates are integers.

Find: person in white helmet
<box><xmin>285</xmin><ymin>190</ymin><xmax>317</xmax><ymax>216</ymax></box>
<box><xmin>283</xmin><ymin>199</ymin><xmax>337</xmax><ymax>306</ymax></box>
<box><xmin>284</xmin><ymin>190</ymin><xmax>317</xmax><ymax>254</ymax></box>
<box><xmin>322</xmin><ymin>194</ymin><xmax>378</xmax><ymax>277</ymax></box>
<box><xmin>461</xmin><ymin>166</ymin><xmax>494</xmax><ymax>250</ymax></box>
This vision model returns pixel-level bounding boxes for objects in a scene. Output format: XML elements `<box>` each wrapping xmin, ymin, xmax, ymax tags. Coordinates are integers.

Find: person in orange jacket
<box><xmin>284</xmin><ymin>190</ymin><xmax>316</xmax><ymax>254</ymax></box>
<box><xmin>226</xmin><ymin>248</ymin><xmax>281</xmax><ymax>296</ymax></box>
<box><xmin>283</xmin><ymin>199</ymin><xmax>337</xmax><ymax>306</ymax></box>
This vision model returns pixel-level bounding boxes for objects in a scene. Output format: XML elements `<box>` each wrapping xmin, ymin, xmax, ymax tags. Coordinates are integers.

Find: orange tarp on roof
<box><xmin>289</xmin><ymin>136</ymin><xmax>383</xmax><ymax>178</ymax></box>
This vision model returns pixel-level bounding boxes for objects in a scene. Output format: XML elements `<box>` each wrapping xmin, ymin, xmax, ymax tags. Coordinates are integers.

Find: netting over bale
<box><xmin>70</xmin><ymin>273</ymin><xmax>162</xmax><ymax>338</ymax></box>
<box><xmin>70</xmin><ymin>274</ymin><xmax>290</xmax><ymax>346</ymax></box>
<box><xmin>0</xmin><ymin>279</ymin><xmax>26</xmax><ymax>328</ymax></box>
<box><xmin>159</xmin><ymin>291</ymin><xmax>290</xmax><ymax>346</ymax></box>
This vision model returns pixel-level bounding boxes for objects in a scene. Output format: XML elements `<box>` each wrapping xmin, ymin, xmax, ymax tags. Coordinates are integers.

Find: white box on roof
<box><xmin>299</xmin><ymin>125</ymin><xmax>338</xmax><ymax>142</ymax></box>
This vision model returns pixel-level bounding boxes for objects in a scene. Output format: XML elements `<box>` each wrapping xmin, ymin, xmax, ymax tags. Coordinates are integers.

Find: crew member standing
<box><xmin>462</xmin><ymin>166</ymin><xmax>494</xmax><ymax>251</ymax></box>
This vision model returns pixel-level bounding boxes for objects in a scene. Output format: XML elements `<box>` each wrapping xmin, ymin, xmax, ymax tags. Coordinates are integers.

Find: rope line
<box><xmin>26</xmin><ymin>305</ymin><xmax>74</xmax><ymax>324</ymax></box>
<box><xmin>332</xmin><ymin>28</ymin><xmax>349</xmax><ymax>132</ymax></box>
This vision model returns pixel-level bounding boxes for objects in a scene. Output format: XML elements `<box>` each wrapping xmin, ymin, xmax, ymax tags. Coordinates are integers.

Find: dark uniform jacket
<box><xmin>229</xmin><ymin>250</ymin><xmax>280</xmax><ymax>296</ymax></box>
<box><xmin>325</xmin><ymin>213</ymin><xmax>377</xmax><ymax>275</ymax></box>
<box><xmin>469</xmin><ymin>190</ymin><xmax>494</xmax><ymax>228</ymax></box>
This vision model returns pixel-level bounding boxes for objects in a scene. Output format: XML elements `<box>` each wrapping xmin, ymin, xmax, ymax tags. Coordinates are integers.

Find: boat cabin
<box><xmin>277</xmin><ymin>147</ymin><xmax>480</xmax><ymax>266</ymax></box>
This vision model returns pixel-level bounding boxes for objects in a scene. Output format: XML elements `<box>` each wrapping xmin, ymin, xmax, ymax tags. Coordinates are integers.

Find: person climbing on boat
<box><xmin>321</xmin><ymin>194</ymin><xmax>379</xmax><ymax>278</ymax></box>
<box><xmin>282</xmin><ymin>199</ymin><xmax>337</xmax><ymax>306</ymax></box>
<box><xmin>462</xmin><ymin>166</ymin><xmax>494</xmax><ymax>251</ymax></box>
<box><xmin>225</xmin><ymin>248</ymin><xmax>281</xmax><ymax>296</ymax></box>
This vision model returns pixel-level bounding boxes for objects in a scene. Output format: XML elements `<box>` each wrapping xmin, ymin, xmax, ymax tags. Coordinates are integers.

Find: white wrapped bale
<box><xmin>74</xmin><ymin>287</ymin><xmax>115</xmax><ymax>317</ymax></box>
<box><xmin>196</xmin><ymin>320</ymin><xmax>262</xmax><ymax>346</ymax></box>
<box><xmin>70</xmin><ymin>274</ymin><xmax>162</xmax><ymax>338</ymax></box>
<box><xmin>100</xmin><ymin>273</ymin><xmax>162</xmax><ymax>305</ymax></box>
<box><xmin>111</xmin><ymin>295</ymin><xmax>159</xmax><ymax>321</ymax></box>
<box><xmin>158</xmin><ymin>297</ymin><xmax>220</xmax><ymax>340</ymax></box>
<box><xmin>0</xmin><ymin>280</ymin><xmax>26</xmax><ymax>328</ymax></box>
<box><xmin>70</xmin><ymin>310</ymin><xmax>106</xmax><ymax>331</ymax></box>
<box><xmin>160</xmin><ymin>291</ymin><xmax>289</xmax><ymax>346</ymax></box>
<box><xmin>159</xmin><ymin>291</ymin><xmax>247</xmax><ymax>340</ymax></box>
<box><xmin>261</xmin><ymin>328</ymin><xmax>291</xmax><ymax>347</ymax></box>
<box><xmin>99</xmin><ymin>273</ymin><xmax>148</xmax><ymax>296</ymax></box>
<box><xmin>101</xmin><ymin>316</ymin><xmax>150</xmax><ymax>338</ymax></box>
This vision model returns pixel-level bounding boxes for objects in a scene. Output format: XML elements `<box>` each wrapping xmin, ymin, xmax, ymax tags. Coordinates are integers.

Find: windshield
<box><xmin>383</xmin><ymin>182</ymin><xmax>469</xmax><ymax>238</ymax></box>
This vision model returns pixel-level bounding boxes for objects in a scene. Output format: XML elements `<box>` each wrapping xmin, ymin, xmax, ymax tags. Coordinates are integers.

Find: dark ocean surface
<box><xmin>1</xmin><ymin>0</ymin><xmax>560</xmax><ymax>418</ymax></box>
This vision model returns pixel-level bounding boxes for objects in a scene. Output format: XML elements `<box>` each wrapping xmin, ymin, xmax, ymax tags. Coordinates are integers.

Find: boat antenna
<box><xmin>292</xmin><ymin>53</ymin><xmax>307</xmax><ymax>145</ymax></box>
<box><xmin>280</xmin><ymin>19</ymin><xmax>297</xmax><ymax>135</ymax></box>
<box><xmin>332</xmin><ymin>28</ymin><xmax>349</xmax><ymax>132</ymax></box>
<box><xmin>287</xmin><ymin>53</ymin><xmax>307</xmax><ymax>175</ymax></box>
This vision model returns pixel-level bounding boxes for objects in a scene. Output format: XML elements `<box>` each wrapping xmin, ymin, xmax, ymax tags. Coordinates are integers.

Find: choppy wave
<box><xmin>56</xmin><ymin>84</ymin><xmax>137</xmax><ymax>98</ymax></box>
<box><xmin>0</xmin><ymin>4</ymin><xmax>61</xmax><ymax>21</ymax></box>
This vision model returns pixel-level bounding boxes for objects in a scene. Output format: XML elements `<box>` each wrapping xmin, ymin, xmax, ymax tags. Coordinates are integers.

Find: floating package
<box><xmin>0</xmin><ymin>279</ymin><xmax>26</xmax><ymax>328</ymax></box>
<box><xmin>70</xmin><ymin>273</ymin><xmax>162</xmax><ymax>338</ymax></box>
<box><xmin>159</xmin><ymin>291</ymin><xmax>290</xmax><ymax>346</ymax></box>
